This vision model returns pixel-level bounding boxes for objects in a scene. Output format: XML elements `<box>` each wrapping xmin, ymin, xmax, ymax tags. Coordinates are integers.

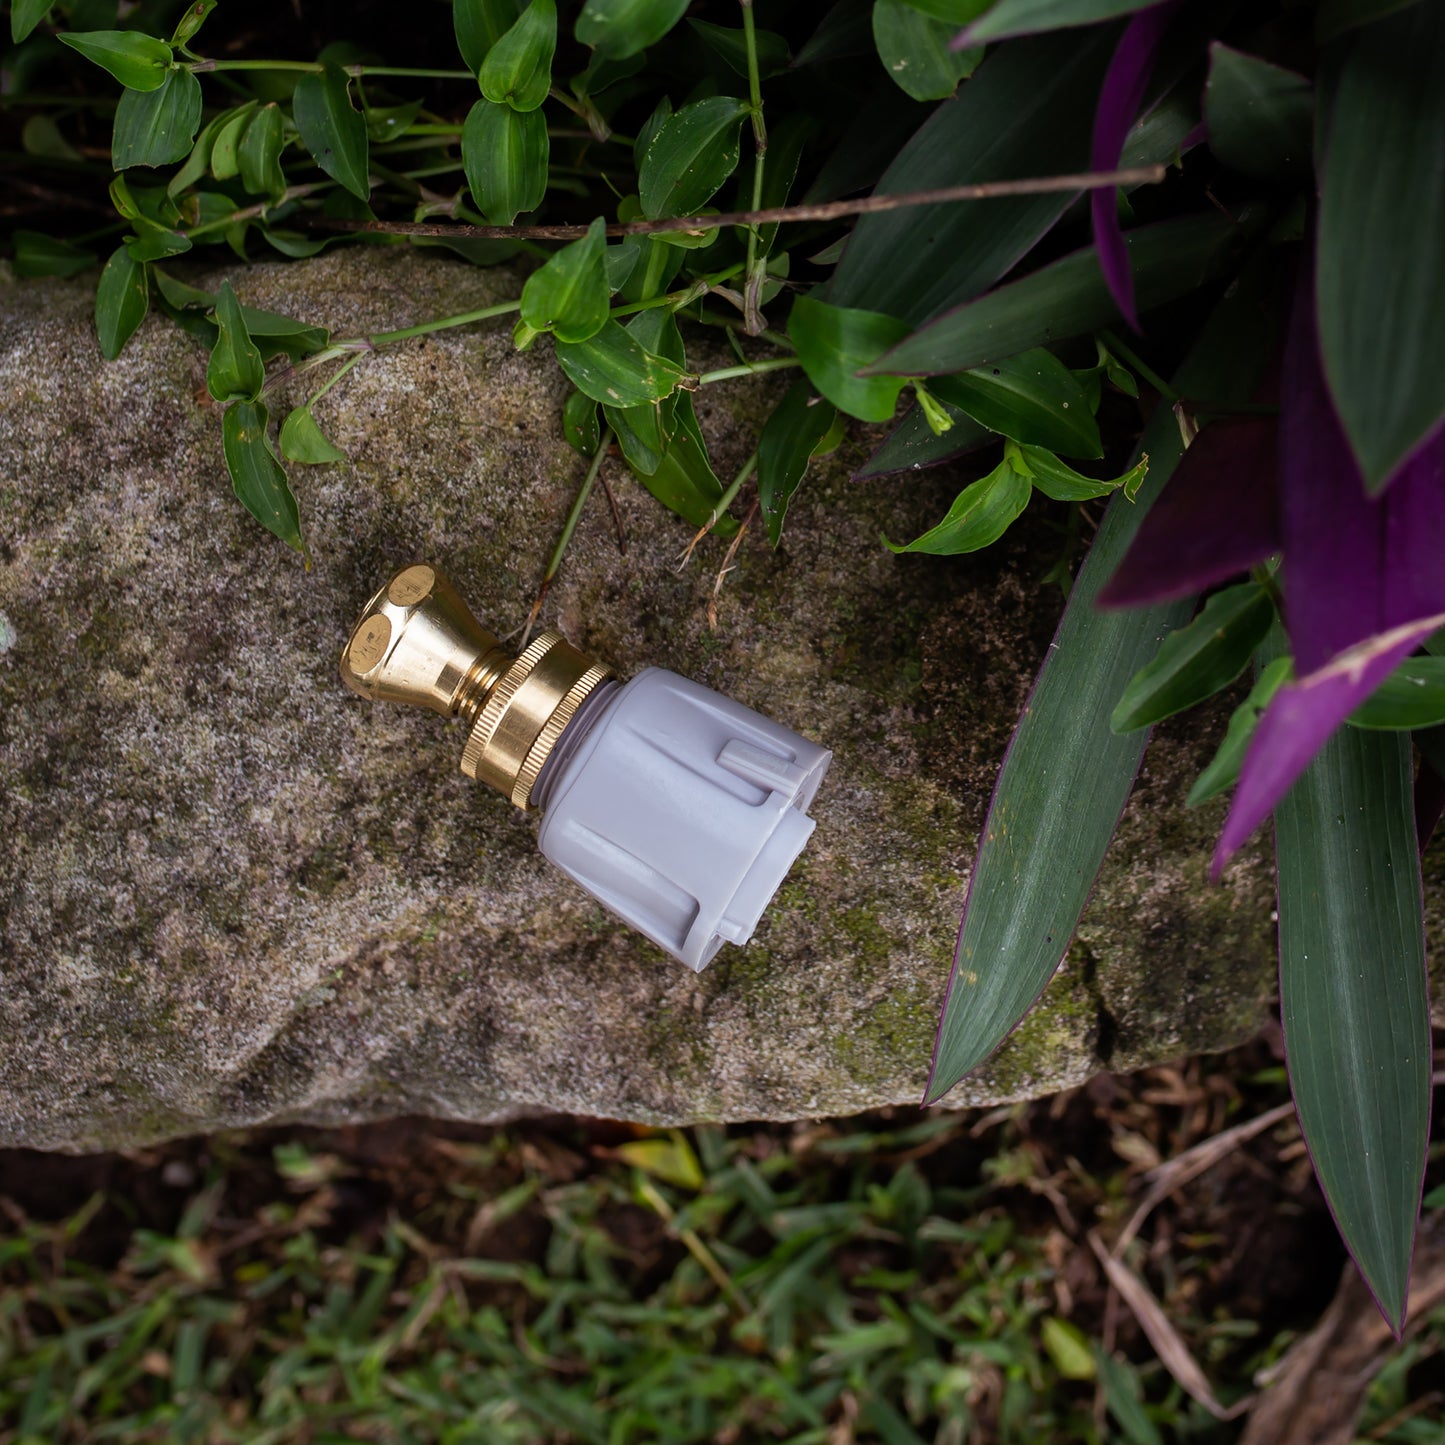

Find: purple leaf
<box><xmin>1282</xmin><ymin>262</ymin><xmax>1445</xmax><ymax>675</ymax></box>
<box><xmin>1214</xmin><ymin>616</ymin><xmax>1445</xmax><ymax>874</ymax></box>
<box><xmin>1097</xmin><ymin>414</ymin><xmax>1280</xmax><ymax>608</ymax></box>
<box><xmin>1089</xmin><ymin>2</ymin><xmax>1184</xmax><ymax>330</ymax></box>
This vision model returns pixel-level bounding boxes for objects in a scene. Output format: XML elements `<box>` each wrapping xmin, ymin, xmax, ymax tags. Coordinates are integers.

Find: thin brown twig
<box><xmin>301</xmin><ymin>165</ymin><xmax>1168</xmax><ymax>242</ymax></box>
<box><xmin>709</xmin><ymin>499</ymin><xmax>758</xmax><ymax>632</ymax></box>
<box><xmin>598</xmin><ymin>470</ymin><xmax>628</xmax><ymax>557</ymax></box>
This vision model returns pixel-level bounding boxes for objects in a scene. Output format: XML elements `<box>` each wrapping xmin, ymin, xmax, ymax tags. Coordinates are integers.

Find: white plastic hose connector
<box><xmin>532</xmin><ymin>668</ymin><xmax>832</xmax><ymax>971</ymax></box>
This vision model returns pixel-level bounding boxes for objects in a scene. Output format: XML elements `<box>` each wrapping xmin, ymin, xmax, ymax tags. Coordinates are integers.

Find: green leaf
<box><xmin>294</xmin><ymin>63</ymin><xmax>370</xmax><ymax>201</ymax></box>
<box><xmin>758</xmin><ymin>380</ymin><xmax>837</xmax><ymax>547</ymax></box>
<box><xmin>462</xmin><ymin>98</ymin><xmax>548</xmax><ymax>224</ymax></box>
<box><xmin>958</xmin><ymin>0</ymin><xmax>1162</xmax><ymax>44</ymax></box>
<box><xmin>124</xmin><ymin>216</ymin><xmax>191</xmax><ymax>262</ymax></box>
<box><xmin>872</xmin><ymin>213</ymin><xmax>1250</xmax><ymax>376</ymax></box>
<box><xmin>1315</xmin><ymin>0</ymin><xmax>1424</xmax><ymax>42</ymax></box>
<box><xmin>562</xmin><ymin>389</ymin><xmax>601</xmax><ymax>457</ymax></box>
<box><xmin>1041</xmin><ymin>1317</ymin><xmax>1095</xmax><ymax>1381</ymax></box>
<box><xmin>208</xmin><ymin>101</ymin><xmax>257</xmax><ymax>181</ymax></box>
<box><xmin>615</xmin><ymin>1132</ymin><xmax>704</xmax><ymax>1190</ymax></box>
<box><xmin>636</xmin><ymin>390</ymin><xmax>737</xmax><ymax>535</ymax></box>
<box><xmin>1110</xmin><ymin>582</ymin><xmax>1276</xmax><ymax>733</ymax></box>
<box><xmin>1205</xmin><ymin>44</ymin><xmax>1313</xmax><ymax>181</ymax></box>
<box><xmin>238</xmin><ymin>103</ymin><xmax>286</xmax><ymax>200</ymax></box>
<box><xmin>576</xmin><ymin>0</ymin><xmax>689</xmax><ymax>59</ymax></box>
<box><xmin>883</xmin><ymin>457</ymin><xmax>1031</xmax><ymax>555</ymax></box>
<box><xmin>1348</xmin><ymin>657</ymin><xmax>1445</xmax><ymax>730</ymax></box>
<box><xmin>11</xmin><ymin>0</ymin><xmax>53</xmax><ymax>44</ymax></box>
<box><xmin>872</xmin><ymin>0</ymin><xmax>982</xmax><ymax>102</ymax></box>
<box><xmin>1276</xmin><ymin>722</ymin><xmax>1430</xmax><ymax>1333</ymax></box>
<box><xmin>1187</xmin><ymin>654</ymin><xmax>1293</xmax><ymax>807</ymax></box>
<box><xmin>1013</xmin><ymin>442</ymin><xmax>1148</xmax><ymax>502</ymax></box>
<box><xmin>687</xmin><ymin>18</ymin><xmax>790</xmax><ymax>78</ymax></box>
<box><xmin>112</xmin><ymin>65</ymin><xmax>202</xmax><ymax>168</ymax></box>
<box><xmin>22</xmin><ymin>113</ymin><xmax>81</xmax><ymax>162</ymax></box>
<box><xmin>600</xmin><ymin>311</ymin><xmax>684</xmax><ymax>475</ymax></box>
<box><xmin>789</xmin><ymin>295</ymin><xmax>909</xmax><ymax>423</ymax></box>
<box><xmin>520</xmin><ymin>217</ymin><xmax>608</xmax><ymax>343</ymax></box>
<box><xmin>11</xmin><ymin>230</ymin><xmax>96</xmax><ymax>278</ymax></box>
<box><xmin>480</xmin><ymin>0</ymin><xmax>555</xmax><ymax>112</ymax></box>
<box><xmin>222</xmin><ymin>401</ymin><xmax>306</xmax><ymax>553</ymax></box>
<box><xmin>364</xmin><ymin>100</ymin><xmax>423</xmax><ymax>144</ymax></box>
<box><xmin>170</xmin><ymin>0</ymin><xmax>217</xmax><ymax>48</ymax></box>
<box><xmin>854</xmin><ymin>399</ymin><xmax>993</xmax><ymax>479</ymax></box>
<box><xmin>925</xmin><ymin>255</ymin><xmax>1279</xmax><ymax>1101</ymax></box>
<box><xmin>638</xmin><ymin>96</ymin><xmax>749</xmax><ymax>221</ymax></box>
<box><xmin>455</xmin><ymin>0</ymin><xmax>522</xmax><ymax>75</ymax></box>
<box><xmin>94</xmin><ymin>245</ymin><xmax>148</xmax><ymax>359</ymax></box>
<box><xmin>931</xmin><ymin>350</ymin><xmax>1101</xmax><ymax>458</ymax></box>
<box><xmin>57</xmin><ymin>28</ymin><xmax>172</xmax><ymax>90</ymax></box>
<box><xmin>554</xmin><ymin>319</ymin><xmax>686</xmax><ymax>408</ymax></box>
<box><xmin>280</xmin><ymin>406</ymin><xmax>347</xmax><ymax>464</ymax></box>
<box><xmin>1318</xmin><ymin>1</ymin><xmax>1445</xmax><ymax>492</ymax></box>
<box><xmin>206</xmin><ymin>279</ymin><xmax>264</xmax><ymax>403</ymax></box>
<box><xmin>1093</xmin><ymin>1349</ymin><xmax>1163</xmax><ymax>1445</ymax></box>
<box><xmin>830</xmin><ymin>29</ymin><xmax>1114</xmax><ymax>324</ymax></box>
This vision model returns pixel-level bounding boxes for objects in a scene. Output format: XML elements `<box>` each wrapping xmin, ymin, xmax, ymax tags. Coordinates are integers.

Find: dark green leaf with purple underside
<box><xmin>925</xmin><ymin>256</ymin><xmax>1278</xmax><ymax>1103</ymax></box>
<box><xmin>955</xmin><ymin>0</ymin><xmax>1164</xmax><ymax>46</ymax></box>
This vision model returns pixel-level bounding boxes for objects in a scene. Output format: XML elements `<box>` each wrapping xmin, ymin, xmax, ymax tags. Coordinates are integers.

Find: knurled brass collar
<box><xmin>461</xmin><ymin>631</ymin><xmax>616</xmax><ymax>808</ymax></box>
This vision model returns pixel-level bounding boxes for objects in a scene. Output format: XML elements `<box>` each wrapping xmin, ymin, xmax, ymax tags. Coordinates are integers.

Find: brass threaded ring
<box><xmin>511</xmin><ymin>660</ymin><xmax>615</xmax><ymax>809</ymax></box>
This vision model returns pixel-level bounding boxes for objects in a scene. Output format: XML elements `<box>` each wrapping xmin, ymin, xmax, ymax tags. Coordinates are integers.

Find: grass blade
<box><xmin>925</xmin><ymin>254</ymin><xmax>1280</xmax><ymax>1101</ymax></box>
<box><xmin>1275</xmin><ymin>722</ymin><xmax>1431</xmax><ymax>1334</ymax></box>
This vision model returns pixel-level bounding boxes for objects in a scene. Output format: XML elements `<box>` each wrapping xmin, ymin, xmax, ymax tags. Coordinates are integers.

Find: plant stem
<box><xmin>1100</xmin><ymin>330</ymin><xmax>1177</xmax><ymax>402</ymax></box>
<box><xmin>680</xmin><ymin>451</ymin><xmax>758</xmax><ymax>566</ymax></box>
<box><xmin>187</xmin><ymin>60</ymin><xmax>474</xmax><ymax>79</ymax></box>
<box><xmin>522</xmin><ymin>429</ymin><xmax>615</xmax><ymax>646</ymax></box>
<box><xmin>740</xmin><ymin>0</ymin><xmax>768</xmax><ymax>337</ymax></box>
<box><xmin>308</xmin><ymin>351</ymin><xmax>367</xmax><ymax>407</ymax></box>
<box><xmin>367</xmin><ymin>300</ymin><xmax>522</xmax><ymax>347</ymax></box>
<box><xmin>694</xmin><ymin>357</ymin><xmax>800</xmax><ymax>386</ymax></box>
<box><xmin>182</xmin><ymin>182</ymin><xmax>328</xmax><ymax>239</ymax></box>
<box><xmin>608</xmin><ymin>263</ymin><xmax>747</xmax><ymax>318</ymax></box>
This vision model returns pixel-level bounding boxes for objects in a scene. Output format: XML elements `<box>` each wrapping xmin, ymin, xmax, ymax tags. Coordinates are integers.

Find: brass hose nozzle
<box><xmin>339</xmin><ymin>563</ymin><xmax>615</xmax><ymax>809</ymax></box>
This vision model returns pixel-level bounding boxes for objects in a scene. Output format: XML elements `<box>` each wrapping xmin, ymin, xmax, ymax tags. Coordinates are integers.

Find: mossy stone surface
<box><xmin>0</xmin><ymin>247</ymin><xmax>1307</xmax><ymax>1151</ymax></box>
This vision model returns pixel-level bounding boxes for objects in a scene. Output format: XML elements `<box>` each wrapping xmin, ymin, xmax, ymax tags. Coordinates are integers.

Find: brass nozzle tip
<box><xmin>341</xmin><ymin>563</ymin><xmax>615</xmax><ymax>808</ymax></box>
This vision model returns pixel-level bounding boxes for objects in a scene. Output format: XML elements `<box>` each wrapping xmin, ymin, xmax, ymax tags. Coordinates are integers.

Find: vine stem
<box><xmin>693</xmin><ymin>357</ymin><xmax>800</xmax><ymax>387</ymax></box>
<box><xmin>187</xmin><ymin>60</ymin><xmax>474</xmax><ymax>79</ymax></box>
<box><xmin>366</xmin><ymin>300</ymin><xmax>522</xmax><ymax>347</ymax></box>
<box><xmin>679</xmin><ymin>451</ymin><xmax>758</xmax><ymax>568</ymax></box>
<box><xmin>740</xmin><ymin>0</ymin><xmax>768</xmax><ymax>337</ymax></box>
<box><xmin>521</xmin><ymin>428</ymin><xmax>615</xmax><ymax>648</ymax></box>
<box><xmin>303</xmin><ymin>165</ymin><xmax>1169</xmax><ymax>242</ymax></box>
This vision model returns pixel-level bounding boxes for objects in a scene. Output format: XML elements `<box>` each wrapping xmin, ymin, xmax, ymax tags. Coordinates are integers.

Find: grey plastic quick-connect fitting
<box><xmin>531</xmin><ymin>669</ymin><xmax>832</xmax><ymax>971</ymax></box>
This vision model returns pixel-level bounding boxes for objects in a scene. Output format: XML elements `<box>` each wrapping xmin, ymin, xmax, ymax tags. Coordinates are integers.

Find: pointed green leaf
<box><xmin>1110</xmin><ymin>582</ymin><xmax>1276</xmax><ymax>733</ymax></box>
<box><xmin>576</xmin><ymin>0</ymin><xmax>689</xmax><ymax>59</ymax></box>
<box><xmin>521</xmin><ymin>217</ymin><xmax>608</xmax><ymax>342</ymax></box>
<box><xmin>872</xmin><ymin>213</ymin><xmax>1249</xmax><ymax>377</ymax></box>
<box><xmin>280</xmin><ymin>406</ymin><xmax>347</xmax><ymax>464</ymax></box>
<box><xmin>294</xmin><ymin>62</ymin><xmax>370</xmax><ymax>200</ymax></box>
<box><xmin>170</xmin><ymin>0</ymin><xmax>217</xmax><ymax>48</ymax></box>
<box><xmin>931</xmin><ymin>349</ymin><xmax>1102</xmax><ymax>458</ymax></box>
<box><xmin>638</xmin><ymin>96</ymin><xmax>749</xmax><ymax>220</ymax></box>
<box><xmin>758</xmin><ymin>380</ymin><xmax>837</xmax><ymax>547</ymax></box>
<box><xmin>238</xmin><ymin>103</ymin><xmax>286</xmax><ymax>200</ymax></box>
<box><xmin>1205</xmin><ymin>44</ymin><xmax>1313</xmax><ymax>181</ymax></box>
<box><xmin>12</xmin><ymin>230</ymin><xmax>96</xmax><ymax>279</ymax></box>
<box><xmin>11</xmin><ymin>0</ymin><xmax>53</xmax><ymax>44</ymax></box>
<box><xmin>1318</xmin><ymin>1</ymin><xmax>1445</xmax><ymax>491</ymax></box>
<box><xmin>687</xmin><ymin>18</ymin><xmax>790</xmax><ymax>78</ymax></box>
<box><xmin>208</xmin><ymin>102</ymin><xmax>257</xmax><ymax>181</ymax></box>
<box><xmin>222</xmin><ymin>401</ymin><xmax>306</xmax><ymax>553</ymax></box>
<box><xmin>884</xmin><ymin>457</ymin><xmax>1031</xmax><ymax>555</ymax></box>
<box><xmin>480</xmin><ymin>0</ymin><xmax>555</xmax><ymax>112</ymax></box>
<box><xmin>925</xmin><ymin>257</ymin><xmax>1280</xmax><ymax>1101</ymax></box>
<box><xmin>789</xmin><ymin>295</ymin><xmax>909</xmax><ymax>422</ymax></box>
<box><xmin>1188</xmin><ymin>655</ymin><xmax>1293</xmax><ymax>807</ymax></box>
<box><xmin>1348</xmin><ymin>657</ymin><xmax>1445</xmax><ymax>730</ymax></box>
<box><xmin>1014</xmin><ymin>443</ymin><xmax>1148</xmax><ymax>502</ymax></box>
<box><xmin>872</xmin><ymin>0</ymin><xmax>982</xmax><ymax>102</ymax></box>
<box><xmin>1276</xmin><ymin>724</ymin><xmax>1430</xmax><ymax>1333</ymax></box>
<box><xmin>58</xmin><ymin>29</ymin><xmax>172</xmax><ymax>90</ymax></box>
<box><xmin>554</xmin><ymin>319</ymin><xmax>686</xmax><ymax>408</ymax></box>
<box><xmin>207</xmin><ymin>280</ymin><xmax>264</xmax><ymax>403</ymax></box>
<box><xmin>124</xmin><ymin>216</ymin><xmax>191</xmax><ymax>262</ymax></box>
<box><xmin>455</xmin><ymin>0</ymin><xmax>523</xmax><ymax>75</ymax></box>
<box><xmin>112</xmin><ymin>65</ymin><xmax>202</xmax><ymax>168</ymax></box>
<box><xmin>830</xmin><ymin>29</ymin><xmax>1114</xmax><ymax>324</ymax></box>
<box><xmin>462</xmin><ymin>97</ymin><xmax>548</xmax><ymax>224</ymax></box>
<box><xmin>562</xmin><ymin>389</ymin><xmax>601</xmax><ymax>457</ymax></box>
<box><xmin>636</xmin><ymin>390</ymin><xmax>737</xmax><ymax>535</ymax></box>
<box><xmin>94</xmin><ymin>245</ymin><xmax>149</xmax><ymax>359</ymax></box>
<box><xmin>958</xmin><ymin>0</ymin><xmax>1162</xmax><ymax>44</ymax></box>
